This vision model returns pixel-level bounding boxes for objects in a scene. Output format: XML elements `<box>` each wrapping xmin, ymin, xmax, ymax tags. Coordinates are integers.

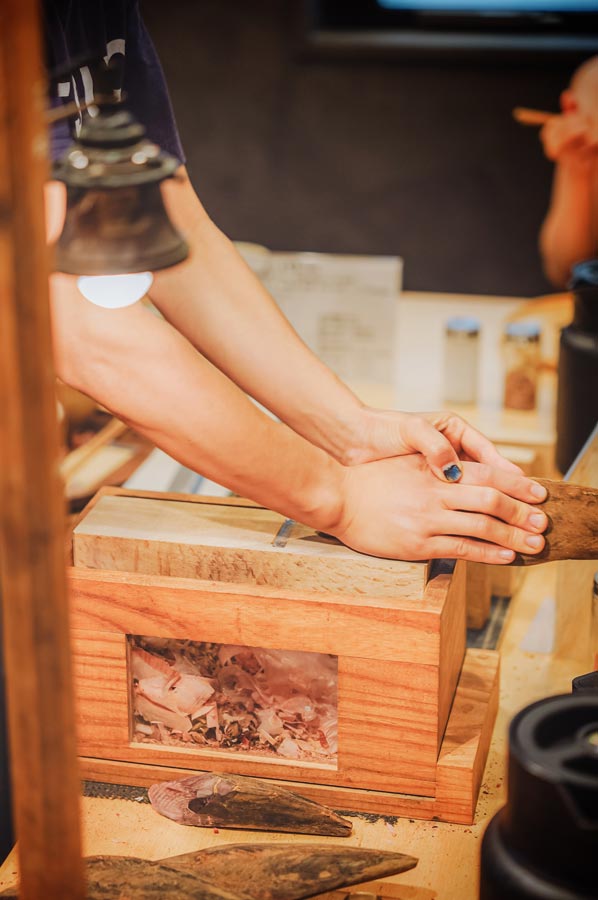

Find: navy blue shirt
<box><xmin>44</xmin><ymin>0</ymin><xmax>185</xmax><ymax>164</ymax></box>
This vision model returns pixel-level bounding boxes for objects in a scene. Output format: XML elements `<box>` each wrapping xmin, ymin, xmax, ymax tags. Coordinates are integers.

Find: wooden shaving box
<box><xmin>68</xmin><ymin>487</ymin><xmax>499</xmax><ymax>824</ymax></box>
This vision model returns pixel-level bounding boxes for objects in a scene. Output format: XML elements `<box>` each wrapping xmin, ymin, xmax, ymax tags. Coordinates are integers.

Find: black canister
<box><xmin>556</xmin><ymin>259</ymin><xmax>598</xmax><ymax>474</ymax></box>
<box><xmin>479</xmin><ymin>694</ymin><xmax>598</xmax><ymax>899</ymax></box>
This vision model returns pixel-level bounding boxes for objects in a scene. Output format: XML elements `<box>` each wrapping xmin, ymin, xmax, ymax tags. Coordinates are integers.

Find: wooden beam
<box><xmin>465</xmin><ymin>562</ymin><xmax>491</xmax><ymax>630</ymax></box>
<box><xmin>0</xmin><ymin>1</ymin><xmax>85</xmax><ymax>897</ymax></box>
<box><xmin>72</xmin><ymin>492</ymin><xmax>431</xmax><ymax>597</ymax></box>
<box><xmin>554</xmin><ymin>425</ymin><xmax>598</xmax><ymax>664</ymax></box>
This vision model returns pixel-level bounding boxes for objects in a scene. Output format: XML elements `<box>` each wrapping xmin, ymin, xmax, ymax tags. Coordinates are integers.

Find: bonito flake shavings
<box><xmin>129</xmin><ymin>636</ymin><xmax>338</xmax><ymax>762</ymax></box>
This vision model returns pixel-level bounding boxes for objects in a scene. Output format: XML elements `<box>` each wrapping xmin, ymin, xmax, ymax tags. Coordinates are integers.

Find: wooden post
<box><xmin>465</xmin><ymin>562</ymin><xmax>492</xmax><ymax>630</ymax></box>
<box><xmin>553</xmin><ymin>424</ymin><xmax>598</xmax><ymax>665</ymax></box>
<box><xmin>0</xmin><ymin>1</ymin><xmax>85</xmax><ymax>897</ymax></box>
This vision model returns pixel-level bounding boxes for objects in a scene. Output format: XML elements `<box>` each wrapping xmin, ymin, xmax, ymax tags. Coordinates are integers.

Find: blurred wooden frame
<box><xmin>0</xmin><ymin>0</ymin><xmax>85</xmax><ymax>896</ymax></box>
<box><xmin>60</xmin><ymin>417</ymin><xmax>153</xmax><ymax>509</ymax></box>
<box><xmin>553</xmin><ymin>423</ymin><xmax>598</xmax><ymax>665</ymax></box>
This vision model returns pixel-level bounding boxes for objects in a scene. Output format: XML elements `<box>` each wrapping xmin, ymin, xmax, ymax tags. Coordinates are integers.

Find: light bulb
<box><xmin>77</xmin><ymin>272</ymin><xmax>153</xmax><ymax>308</ymax></box>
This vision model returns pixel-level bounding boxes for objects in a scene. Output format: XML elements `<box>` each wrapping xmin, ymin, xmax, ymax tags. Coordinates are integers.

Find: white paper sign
<box><xmin>239</xmin><ymin>246</ymin><xmax>402</xmax><ymax>388</ymax></box>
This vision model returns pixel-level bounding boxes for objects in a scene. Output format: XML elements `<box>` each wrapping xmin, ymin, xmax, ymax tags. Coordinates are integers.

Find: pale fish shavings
<box><xmin>131</xmin><ymin>637</ymin><xmax>338</xmax><ymax>761</ymax></box>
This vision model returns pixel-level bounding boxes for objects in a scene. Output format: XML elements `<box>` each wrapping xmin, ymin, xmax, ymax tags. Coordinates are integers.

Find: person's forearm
<box><xmin>149</xmin><ymin>176</ymin><xmax>370</xmax><ymax>464</ymax></box>
<box><xmin>51</xmin><ymin>275</ymin><xmax>344</xmax><ymax>530</ymax></box>
<box><xmin>540</xmin><ymin>161</ymin><xmax>597</xmax><ymax>287</ymax></box>
<box><xmin>45</xmin><ymin>175</ymin><xmax>526</xmax><ymax>481</ymax></box>
<box><xmin>50</xmin><ymin>276</ymin><xmax>549</xmax><ymax>566</ymax></box>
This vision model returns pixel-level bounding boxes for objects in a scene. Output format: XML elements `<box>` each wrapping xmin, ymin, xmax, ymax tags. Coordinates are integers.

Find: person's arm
<box><xmin>539</xmin><ymin>106</ymin><xmax>598</xmax><ymax>288</ymax></box>
<box><xmin>51</xmin><ymin>272</ymin><xmax>340</xmax><ymax>528</ymax></box>
<box><xmin>540</xmin><ymin>162</ymin><xmax>596</xmax><ymax>289</ymax></box>
<box><xmin>147</xmin><ymin>171</ymin><xmax>521</xmax><ymax>482</ymax></box>
<box><xmin>50</xmin><ymin>273</ymin><xmax>547</xmax><ymax>564</ymax></box>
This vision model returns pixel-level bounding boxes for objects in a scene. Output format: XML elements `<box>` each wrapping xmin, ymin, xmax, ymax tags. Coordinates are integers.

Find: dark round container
<box><xmin>556</xmin><ymin>259</ymin><xmax>598</xmax><ymax>474</ymax></box>
<box><xmin>480</xmin><ymin>694</ymin><xmax>598</xmax><ymax>899</ymax></box>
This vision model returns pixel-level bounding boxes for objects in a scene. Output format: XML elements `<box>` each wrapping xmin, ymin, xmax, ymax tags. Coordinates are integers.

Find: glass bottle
<box><xmin>502</xmin><ymin>321</ymin><xmax>541</xmax><ymax>411</ymax></box>
<box><xmin>443</xmin><ymin>316</ymin><xmax>480</xmax><ymax>406</ymax></box>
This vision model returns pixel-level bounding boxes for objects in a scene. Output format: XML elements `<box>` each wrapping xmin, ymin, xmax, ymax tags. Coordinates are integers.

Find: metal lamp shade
<box><xmin>55</xmin><ymin>181</ymin><xmax>188</xmax><ymax>276</ymax></box>
<box><xmin>52</xmin><ymin>103</ymin><xmax>189</xmax><ymax>276</ymax></box>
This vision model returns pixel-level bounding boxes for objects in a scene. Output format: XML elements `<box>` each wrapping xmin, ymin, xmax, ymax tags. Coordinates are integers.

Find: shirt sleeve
<box><xmin>121</xmin><ymin>2</ymin><xmax>186</xmax><ymax>165</ymax></box>
<box><xmin>44</xmin><ymin>0</ymin><xmax>186</xmax><ymax>165</ymax></box>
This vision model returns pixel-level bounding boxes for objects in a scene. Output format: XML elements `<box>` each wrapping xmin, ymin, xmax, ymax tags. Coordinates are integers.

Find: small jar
<box><xmin>443</xmin><ymin>316</ymin><xmax>480</xmax><ymax>406</ymax></box>
<box><xmin>502</xmin><ymin>321</ymin><xmax>541</xmax><ymax>411</ymax></box>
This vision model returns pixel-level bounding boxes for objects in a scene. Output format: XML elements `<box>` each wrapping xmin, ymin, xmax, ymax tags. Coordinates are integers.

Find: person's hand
<box><xmin>328</xmin><ymin>453</ymin><xmax>547</xmax><ymax>564</ymax></box>
<box><xmin>343</xmin><ymin>407</ymin><xmax>522</xmax><ymax>483</ymax></box>
<box><xmin>540</xmin><ymin>92</ymin><xmax>598</xmax><ymax>172</ymax></box>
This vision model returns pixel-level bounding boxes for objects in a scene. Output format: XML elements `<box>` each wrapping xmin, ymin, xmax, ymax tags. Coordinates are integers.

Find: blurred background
<box><xmin>142</xmin><ymin>0</ymin><xmax>597</xmax><ymax>296</ymax></box>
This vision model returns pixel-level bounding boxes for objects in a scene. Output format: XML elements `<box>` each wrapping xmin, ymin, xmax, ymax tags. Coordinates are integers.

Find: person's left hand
<box><xmin>329</xmin><ymin>453</ymin><xmax>546</xmax><ymax>563</ymax></box>
<box><xmin>342</xmin><ymin>407</ymin><xmax>522</xmax><ymax>483</ymax></box>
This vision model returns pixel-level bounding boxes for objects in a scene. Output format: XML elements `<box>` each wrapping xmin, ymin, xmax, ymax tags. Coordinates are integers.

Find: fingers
<box><xmin>436</xmin><ymin>469</ymin><xmax>548</xmax><ymax>559</ymax></box>
<box><xmin>540</xmin><ymin>114</ymin><xmax>597</xmax><ymax>160</ymax></box>
<box><xmin>401</xmin><ymin>416</ymin><xmax>464</xmax><ymax>483</ymax></box>
<box><xmin>458</xmin><ymin>461</ymin><xmax>547</xmax><ymax>505</ymax></box>
<box><xmin>443</xmin><ymin>483</ymin><xmax>548</xmax><ymax>535</ymax></box>
<box><xmin>429</xmin><ymin>412</ymin><xmax>523</xmax><ymax>475</ymax></box>
<box><xmin>439</xmin><ymin>511</ymin><xmax>545</xmax><ymax>557</ymax></box>
<box><xmin>425</xmin><ymin>536</ymin><xmax>516</xmax><ymax>565</ymax></box>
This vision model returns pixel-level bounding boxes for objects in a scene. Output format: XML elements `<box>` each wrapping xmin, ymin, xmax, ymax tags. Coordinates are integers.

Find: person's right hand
<box><xmin>328</xmin><ymin>453</ymin><xmax>547</xmax><ymax>564</ymax></box>
<box><xmin>540</xmin><ymin>91</ymin><xmax>598</xmax><ymax>171</ymax></box>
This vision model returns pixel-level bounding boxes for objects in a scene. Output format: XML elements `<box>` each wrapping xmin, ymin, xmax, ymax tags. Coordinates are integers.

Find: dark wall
<box><xmin>142</xmin><ymin>0</ymin><xmax>581</xmax><ymax>296</ymax></box>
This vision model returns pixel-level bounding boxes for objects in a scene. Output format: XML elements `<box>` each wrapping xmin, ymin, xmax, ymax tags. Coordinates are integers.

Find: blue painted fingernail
<box><xmin>443</xmin><ymin>463</ymin><xmax>463</xmax><ymax>482</ymax></box>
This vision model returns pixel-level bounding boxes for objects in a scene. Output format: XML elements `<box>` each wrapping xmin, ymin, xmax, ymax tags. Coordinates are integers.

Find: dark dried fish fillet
<box><xmin>160</xmin><ymin>843</ymin><xmax>418</xmax><ymax>900</ymax></box>
<box><xmin>149</xmin><ymin>772</ymin><xmax>352</xmax><ymax>836</ymax></box>
<box><xmin>0</xmin><ymin>855</ymin><xmax>244</xmax><ymax>899</ymax></box>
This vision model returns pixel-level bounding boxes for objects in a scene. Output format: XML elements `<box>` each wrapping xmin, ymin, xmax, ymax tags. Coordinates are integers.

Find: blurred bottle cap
<box><xmin>445</xmin><ymin>316</ymin><xmax>480</xmax><ymax>335</ymax></box>
<box><xmin>569</xmin><ymin>258</ymin><xmax>598</xmax><ymax>291</ymax></box>
<box><xmin>505</xmin><ymin>320</ymin><xmax>541</xmax><ymax>341</ymax></box>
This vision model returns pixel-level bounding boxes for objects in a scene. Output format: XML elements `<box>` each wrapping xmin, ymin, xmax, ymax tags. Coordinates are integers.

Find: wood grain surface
<box><xmin>514</xmin><ymin>477</ymin><xmax>598</xmax><ymax>565</ymax></box>
<box><xmin>69</xmin><ymin>648</ymin><xmax>497</xmax><ymax>823</ymax></box>
<box><xmin>465</xmin><ymin>562</ymin><xmax>492</xmax><ymax>630</ymax></box>
<box><xmin>0</xmin><ymin>3</ymin><xmax>84</xmax><ymax>897</ymax></box>
<box><xmin>435</xmin><ymin>650</ymin><xmax>500</xmax><ymax>824</ymax></box>
<box><xmin>73</xmin><ymin>493</ymin><xmax>430</xmax><ymax>597</ymax></box>
<box><xmin>157</xmin><ymin>844</ymin><xmax>418</xmax><ymax>899</ymax></box>
<box><xmin>71</xmin><ymin>627</ymin><xmax>441</xmax><ymax>797</ymax></box>
<box><xmin>66</xmin><ymin>489</ymin><xmax>485</xmax><ymax>816</ymax></box>
<box><xmin>554</xmin><ymin>426</ymin><xmax>598</xmax><ymax>663</ymax></box>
